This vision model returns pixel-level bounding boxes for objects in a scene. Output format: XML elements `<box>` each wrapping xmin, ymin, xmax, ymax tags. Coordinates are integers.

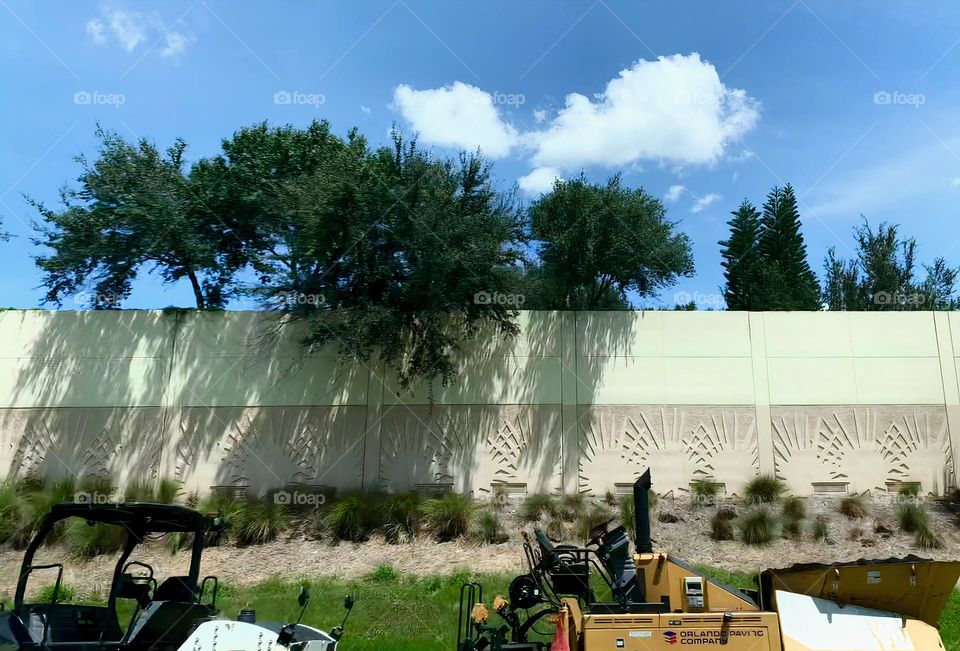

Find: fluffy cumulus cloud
<box><xmin>664</xmin><ymin>184</ymin><xmax>686</xmax><ymax>202</ymax></box>
<box><xmin>529</xmin><ymin>54</ymin><xmax>758</xmax><ymax>171</ymax></box>
<box><xmin>518</xmin><ymin>167</ymin><xmax>562</xmax><ymax>195</ymax></box>
<box><xmin>690</xmin><ymin>193</ymin><xmax>722</xmax><ymax>213</ymax></box>
<box><xmin>392</xmin><ymin>53</ymin><xmax>759</xmax><ymax>195</ymax></box>
<box><xmin>393</xmin><ymin>82</ymin><xmax>519</xmax><ymax>158</ymax></box>
<box><xmin>86</xmin><ymin>9</ymin><xmax>190</xmax><ymax>58</ymax></box>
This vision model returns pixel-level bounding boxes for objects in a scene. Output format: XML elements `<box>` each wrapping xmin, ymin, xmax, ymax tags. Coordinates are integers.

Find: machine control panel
<box><xmin>684</xmin><ymin>576</ymin><xmax>705</xmax><ymax>611</ymax></box>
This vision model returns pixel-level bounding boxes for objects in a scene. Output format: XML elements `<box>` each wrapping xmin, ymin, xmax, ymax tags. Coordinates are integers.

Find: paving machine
<box><xmin>457</xmin><ymin>470</ymin><xmax>960</xmax><ymax>651</ymax></box>
<box><xmin>0</xmin><ymin>502</ymin><xmax>353</xmax><ymax>651</ymax></box>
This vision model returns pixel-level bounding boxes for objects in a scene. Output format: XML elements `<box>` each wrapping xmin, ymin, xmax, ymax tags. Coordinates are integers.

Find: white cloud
<box><xmin>393</xmin><ymin>82</ymin><xmax>519</xmax><ymax>158</ymax></box>
<box><xmin>664</xmin><ymin>184</ymin><xmax>686</xmax><ymax>202</ymax></box>
<box><xmin>518</xmin><ymin>167</ymin><xmax>561</xmax><ymax>196</ymax></box>
<box><xmin>85</xmin><ymin>18</ymin><xmax>106</xmax><ymax>44</ymax></box>
<box><xmin>160</xmin><ymin>31</ymin><xmax>189</xmax><ymax>58</ymax></box>
<box><xmin>533</xmin><ymin>109</ymin><xmax>548</xmax><ymax>123</ymax></box>
<box><xmin>729</xmin><ymin>149</ymin><xmax>754</xmax><ymax>163</ymax></box>
<box><xmin>107</xmin><ymin>9</ymin><xmax>148</xmax><ymax>51</ymax></box>
<box><xmin>690</xmin><ymin>193</ymin><xmax>721</xmax><ymax>213</ymax></box>
<box><xmin>86</xmin><ymin>9</ymin><xmax>190</xmax><ymax>57</ymax></box>
<box><xmin>360</xmin><ymin>105</ymin><xmax>372</xmax><ymax>114</ymax></box>
<box><xmin>529</xmin><ymin>53</ymin><xmax>759</xmax><ymax>171</ymax></box>
<box><xmin>951</xmin><ymin>176</ymin><xmax>960</xmax><ymax>187</ymax></box>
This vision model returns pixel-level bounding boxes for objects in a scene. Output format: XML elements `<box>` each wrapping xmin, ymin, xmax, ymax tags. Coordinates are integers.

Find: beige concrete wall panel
<box><xmin>577</xmin><ymin>405</ymin><xmax>759</xmax><ymax>496</ymax></box>
<box><xmin>767</xmin><ymin>358</ymin><xmax>858</xmax><ymax>405</ymax></box>
<box><xmin>376</xmin><ymin>405</ymin><xmax>562</xmax><ymax>494</ymax></box>
<box><xmin>0</xmin><ymin>407</ymin><xmax>165</xmax><ymax>484</ymax></box>
<box><xmin>771</xmin><ymin>406</ymin><xmax>951</xmax><ymax>495</ymax></box>
<box><xmin>382</xmin><ymin>358</ymin><xmax>562</xmax><ymax>406</ymax></box>
<box><xmin>849</xmin><ymin>312</ymin><xmax>938</xmax><ymax>357</ymax></box>
<box><xmin>576</xmin><ymin>311</ymin><xmax>662</xmax><ymax>357</ymax></box>
<box><xmin>764</xmin><ymin>312</ymin><xmax>853</xmax><ymax>357</ymax></box>
<box><xmin>661</xmin><ymin>312</ymin><xmax>752</xmax><ymax>357</ymax></box>
<box><xmin>173</xmin><ymin>405</ymin><xmax>366</xmax><ymax>495</ymax></box>
<box><xmin>854</xmin><ymin>358</ymin><xmax>944</xmax><ymax>404</ymax></box>
<box><xmin>171</xmin><ymin>356</ymin><xmax>368</xmax><ymax>407</ymax></box>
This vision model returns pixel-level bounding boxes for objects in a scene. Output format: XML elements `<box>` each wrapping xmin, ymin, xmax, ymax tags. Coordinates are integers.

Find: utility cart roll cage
<box><xmin>7</xmin><ymin>502</ymin><xmax>227</xmax><ymax>651</ymax></box>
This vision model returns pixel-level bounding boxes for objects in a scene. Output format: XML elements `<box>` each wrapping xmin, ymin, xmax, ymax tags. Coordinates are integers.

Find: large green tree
<box><xmin>32</xmin><ymin>127</ymin><xmax>243</xmax><ymax>309</ymax></box>
<box><xmin>527</xmin><ymin>174</ymin><xmax>693</xmax><ymax>310</ymax></box>
<box><xmin>718</xmin><ymin>200</ymin><xmax>762</xmax><ymax>310</ymax></box>
<box><xmin>755</xmin><ymin>184</ymin><xmax>820</xmax><ymax>310</ymax></box>
<box><xmin>254</xmin><ymin>131</ymin><xmax>525</xmax><ymax>388</ymax></box>
<box><xmin>822</xmin><ymin>220</ymin><xmax>958</xmax><ymax>310</ymax></box>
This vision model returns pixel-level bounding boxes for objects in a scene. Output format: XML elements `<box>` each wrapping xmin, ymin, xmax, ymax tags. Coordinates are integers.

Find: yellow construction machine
<box><xmin>457</xmin><ymin>470</ymin><xmax>960</xmax><ymax>651</ymax></box>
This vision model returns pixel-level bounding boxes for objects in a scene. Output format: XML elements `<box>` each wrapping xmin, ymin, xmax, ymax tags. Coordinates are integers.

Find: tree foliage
<box><xmin>719</xmin><ymin>200</ymin><xmax>762</xmax><ymax>310</ymax></box>
<box><xmin>32</xmin><ymin>127</ymin><xmax>243</xmax><ymax>309</ymax></box>
<box><xmin>822</xmin><ymin>220</ymin><xmax>958</xmax><ymax>310</ymax></box>
<box><xmin>248</xmin><ymin>128</ymin><xmax>525</xmax><ymax>389</ymax></box>
<box><xmin>719</xmin><ymin>185</ymin><xmax>819</xmax><ymax>311</ymax></box>
<box><xmin>527</xmin><ymin>174</ymin><xmax>694</xmax><ymax>309</ymax></box>
<box><xmin>756</xmin><ymin>184</ymin><xmax>820</xmax><ymax>310</ymax></box>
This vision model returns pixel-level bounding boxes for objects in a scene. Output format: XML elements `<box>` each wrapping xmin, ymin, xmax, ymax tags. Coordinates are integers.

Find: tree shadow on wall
<box><xmin>0</xmin><ymin>309</ymin><xmax>363</xmax><ymax>498</ymax></box>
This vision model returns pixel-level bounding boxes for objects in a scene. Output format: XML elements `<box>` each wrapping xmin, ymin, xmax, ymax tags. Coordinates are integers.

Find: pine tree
<box><xmin>756</xmin><ymin>184</ymin><xmax>819</xmax><ymax>310</ymax></box>
<box><xmin>719</xmin><ymin>200</ymin><xmax>762</xmax><ymax>310</ymax></box>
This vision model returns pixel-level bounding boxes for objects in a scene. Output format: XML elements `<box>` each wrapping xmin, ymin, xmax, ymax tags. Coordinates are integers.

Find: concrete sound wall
<box><xmin>0</xmin><ymin>310</ymin><xmax>957</xmax><ymax>497</ymax></box>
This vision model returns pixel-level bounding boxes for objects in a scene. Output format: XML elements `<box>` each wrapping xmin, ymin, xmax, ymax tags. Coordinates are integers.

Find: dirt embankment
<box><xmin>3</xmin><ymin>494</ymin><xmax>959</xmax><ymax>599</ymax></box>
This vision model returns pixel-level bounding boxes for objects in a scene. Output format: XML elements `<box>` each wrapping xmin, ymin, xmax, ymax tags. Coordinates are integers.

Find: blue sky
<box><xmin>2</xmin><ymin>0</ymin><xmax>960</xmax><ymax>309</ymax></box>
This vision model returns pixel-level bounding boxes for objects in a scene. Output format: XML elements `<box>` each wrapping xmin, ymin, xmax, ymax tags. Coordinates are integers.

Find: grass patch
<box><xmin>519</xmin><ymin>494</ymin><xmax>556</xmax><ymax>523</ymax></box>
<box><xmin>322</xmin><ymin>493</ymin><xmax>382</xmax><ymax>542</ymax></box>
<box><xmin>575</xmin><ymin>505</ymin><xmax>612</xmax><ymax>542</ymax></box>
<box><xmin>691</xmin><ymin>480</ymin><xmax>722</xmax><ymax>507</ymax></box>
<box><xmin>694</xmin><ymin>566</ymin><xmax>756</xmax><ymax>592</ymax></box>
<box><xmin>709</xmin><ymin>511</ymin><xmax>734</xmax><ymax>541</ymax></box>
<box><xmin>897</xmin><ymin>502</ymin><xmax>928</xmax><ymax>533</ymax></box>
<box><xmin>744</xmin><ymin>475</ymin><xmax>785</xmax><ymax>505</ymax></box>
<box><xmin>36</xmin><ymin>583</ymin><xmax>77</xmax><ymax>604</ymax></box>
<box><xmin>782</xmin><ymin>517</ymin><xmax>802</xmax><ymax>541</ymax></box>
<box><xmin>423</xmin><ymin>493</ymin><xmax>474</xmax><ymax>541</ymax></box>
<box><xmin>781</xmin><ymin>496</ymin><xmax>806</xmax><ymax>521</ymax></box>
<box><xmin>228</xmin><ymin>499</ymin><xmax>288</xmax><ymax>546</ymax></box>
<box><xmin>916</xmin><ymin>523</ymin><xmax>943</xmax><ymax>549</ymax></box>
<box><xmin>739</xmin><ymin>508</ymin><xmax>776</xmax><ymax>546</ymax></box>
<box><xmin>215</xmin><ymin>572</ymin><xmax>551</xmax><ymax>651</ymax></box>
<box><xmin>474</xmin><ymin>511</ymin><xmax>508</xmax><ymax>544</ymax></box>
<box><xmin>838</xmin><ymin>495</ymin><xmax>868</xmax><ymax>519</ymax></box>
<box><xmin>559</xmin><ymin>494</ymin><xmax>585</xmax><ymax>522</ymax></box>
<box><xmin>812</xmin><ymin>515</ymin><xmax>829</xmax><ymax>542</ymax></box>
<box><xmin>618</xmin><ymin>495</ymin><xmax>635</xmax><ymax>536</ymax></box>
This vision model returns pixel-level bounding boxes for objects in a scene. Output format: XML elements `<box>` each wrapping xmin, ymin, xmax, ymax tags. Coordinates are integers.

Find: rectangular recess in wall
<box><xmin>614</xmin><ymin>483</ymin><xmax>634</xmax><ymax>496</ymax></box>
<box><xmin>885</xmin><ymin>480</ymin><xmax>921</xmax><ymax>494</ymax></box>
<box><xmin>414</xmin><ymin>483</ymin><xmax>453</xmax><ymax>495</ymax></box>
<box><xmin>811</xmin><ymin>481</ymin><xmax>849</xmax><ymax>495</ymax></box>
<box><xmin>492</xmin><ymin>482</ymin><xmax>527</xmax><ymax>495</ymax></box>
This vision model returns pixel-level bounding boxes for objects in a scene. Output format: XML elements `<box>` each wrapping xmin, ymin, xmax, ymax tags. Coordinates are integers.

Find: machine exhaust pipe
<box><xmin>633</xmin><ymin>469</ymin><xmax>653</xmax><ymax>553</ymax></box>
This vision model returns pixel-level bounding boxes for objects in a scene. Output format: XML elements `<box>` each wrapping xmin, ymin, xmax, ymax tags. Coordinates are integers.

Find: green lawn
<box><xmin>50</xmin><ymin>567</ymin><xmax>960</xmax><ymax>651</ymax></box>
<box><xmin>208</xmin><ymin>569</ymin><xmax>553</xmax><ymax>651</ymax></box>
